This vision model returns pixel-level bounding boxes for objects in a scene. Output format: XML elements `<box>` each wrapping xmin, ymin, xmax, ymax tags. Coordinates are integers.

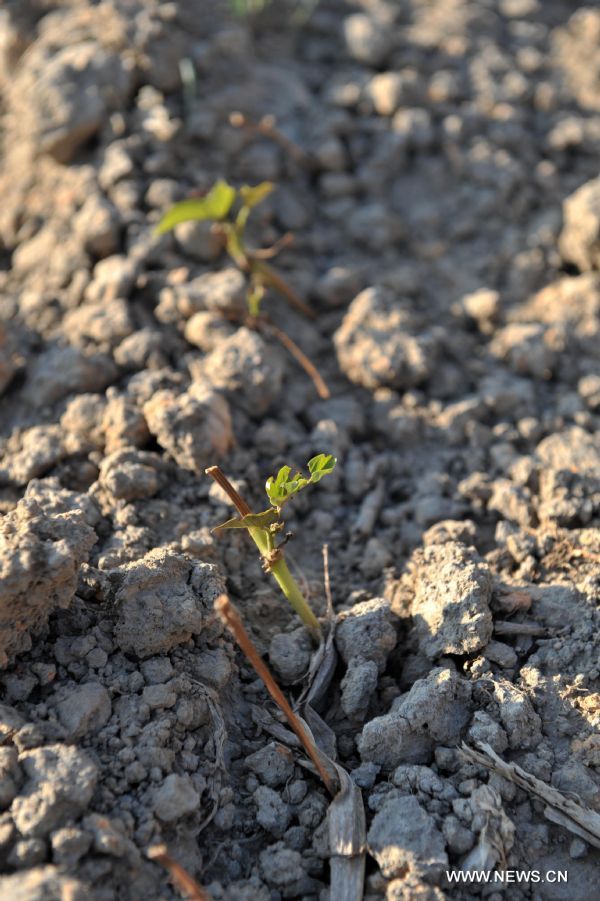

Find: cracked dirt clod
<box><xmin>246</xmin><ymin>742</ymin><xmax>295</xmax><ymax>789</ymax></box>
<box><xmin>368</xmin><ymin>795</ymin><xmax>448</xmax><ymax>880</ymax></box>
<box><xmin>411</xmin><ymin>541</ymin><xmax>493</xmax><ymax>660</ymax></box>
<box><xmin>535</xmin><ymin>427</ymin><xmax>600</xmax><ymax>526</ymax></box>
<box><xmin>358</xmin><ymin>667</ymin><xmax>472</xmax><ymax>771</ymax></box>
<box><xmin>10</xmin><ymin>744</ymin><xmax>98</xmax><ymax>838</ymax></box>
<box><xmin>178</xmin><ymin>268</ymin><xmax>248</xmax><ymax>318</ymax></box>
<box><xmin>335</xmin><ymin>597</ymin><xmax>398</xmax><ymax>674</ymax></box>
<box><xmin>97</xmin><ymin>448</ymin><xmax>165</xmax><ymax>501</ymax></box>
<box><xmin>0</xmin><ymin>486</ymin><xmax>97</xmax><ymax>666</ymax></box>
<box><xmin>112</xmin><ymin>549</ymin><xmax>225</xmax><ymax>658</ymax></box>
<box><xmin>55</xmin><ymin>682</ymin><xmax>112</xmax><ymax>741</ymax></box>
<box><xmin>340</xmin><ymin>656</ymin><xmax>379</xmax><ymax>719</ymax></box>
<box><xmin>268</xmin><ymin>627</ymin><xmax>312</xmax><ymax>684</ymax></box>
<box><xmin>0</xmin><ymin>866</ymin><xmax>88</xmax><ymax>901</ymax></box>
<box><xmin>152</xmin><ymin>773</ymin><xmax>200</xmax><ymax>823</ymax></box>
<box><xmin>143</xmin><ymin>383</ymin><xmax>233</xmax><ymax>474</ymax></box>
<box><xmin>198</xmin><ymin>327</ymin><xmax>285</xmax><ymax>417</ymax></box>
<box><xmin>334</xmin><ymin>287</ymin><xmax>438</xmax><ymax>390</ymax></box>
<box><xmin>492</xmin><ymin>681</ymin><xmax>542</xmax><ymax>750</ymax></box>
<box><xmin>559</xmin><ymin>175</ymin><xmax>600</xmax><ymax>271</ymax></box>
<box><xmin>21</xmin><ymin>346</ymin><xmax>117</xmax><ymax>407</ymax></box>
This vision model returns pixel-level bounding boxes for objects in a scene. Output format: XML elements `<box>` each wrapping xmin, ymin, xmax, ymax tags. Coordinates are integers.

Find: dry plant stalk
<box><xmin>215</xmin><ymin>593</ymin><xmax>337</xmax><ymax>796</ymax></box>
<box><xmin>322</xmin><ymin>544</ymin><xmax>333</xmax><ymax>617</ymax></box>
<box><xmin>462</xmin><ymin>742</ymin><xmax>600</xmax><ymax>849</ymax></box>
<box><xmin>147</xmin><ymin>844</ymin><xmax>212</xmax><ymax>901</ymax></box>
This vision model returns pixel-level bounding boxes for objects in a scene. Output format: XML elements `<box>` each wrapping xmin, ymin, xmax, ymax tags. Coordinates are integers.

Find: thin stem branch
<box><xmin>252</xmin><ymin>231</ymin><xmax>295</xmax><ymax>260</ymax></box>
<box><xmin>215</xmin><ymin>595</ymin><xmax>336</xmax><ymax>796</ymax></box>
<box><xmin>258</xmin><ymin>316</ymin><xmax>330</xmax><ymax>399</ymax></box>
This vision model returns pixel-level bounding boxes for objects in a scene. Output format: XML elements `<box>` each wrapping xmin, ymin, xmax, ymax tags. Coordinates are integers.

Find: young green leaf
<box><xmin>275</xmin><ymin>465</ymin><xmax>291</xmax><ymax>484</ymax></box>
<box><xmin>265</xmin><ymin>455</ymin><xmax>336</xmax><ymax>508</ymax></box>
<box><xmin>307</xmin><ymin>453</ymin><xmax>337</xmax><ymax>483</ymax></box>
<box><xmin>266</xmin><ymin>466</ymin><xmax>290</xmax><ymax>505</ymax></box>
<box><xmin>155</xmin><ymin>180</ymin><xmax>236</xmax><ymax>234</ymax></box>
<box><xmin>266</xmin><ymin>465</ymin><xmax>307</xmax><ymax>507</ymax></box>
<box><xmin>214</xmin><ymin>508</ymin><xmax>279</xmax><ymax>532</ymax></box>
<box><xmin>239</xmin><ymin>182</ymin><xmax>274</xmax><ymax>211</ymax></box>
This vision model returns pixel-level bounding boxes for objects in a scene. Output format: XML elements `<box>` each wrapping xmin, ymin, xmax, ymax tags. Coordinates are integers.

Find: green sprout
<box><xmin>229</xmin><ymin>0</ymin><xmax>271</xmax><ymax>15</ymax></box>
<box><xmin>228</xmin><ymin>0</ymin><xmax>317</xmax><ymax>23</ymax></box>
<box><xmin>155</xmin><ymin>179</ymin><xmax>330</xmax><ymax>399</ymax></box>
<box><xmin>207</xmin><ymin>453</ymin><xmax>337</xmax><ymax>642</ymax></box>
<box><xmin>155</xmin><ymin>179</ymin><xmax>312</xmax><ymax>319</ymax></box>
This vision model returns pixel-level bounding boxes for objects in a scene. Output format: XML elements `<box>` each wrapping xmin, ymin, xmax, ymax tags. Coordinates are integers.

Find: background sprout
<box><xmin>155</xmin><ymin>179</ymin><xmax>330</xmax><ymax>398</ymax></box>
<box><xmin>155</xmin><ymin>179</ymin><xmax>312</xmax><ymax>319</ymax></box>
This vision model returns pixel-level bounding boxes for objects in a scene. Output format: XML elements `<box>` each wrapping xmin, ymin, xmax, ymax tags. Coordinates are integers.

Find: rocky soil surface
<box><xmin>1</xmin><ymin>1</ymin><xmax>599</xmax><ymax>899</ymax></box>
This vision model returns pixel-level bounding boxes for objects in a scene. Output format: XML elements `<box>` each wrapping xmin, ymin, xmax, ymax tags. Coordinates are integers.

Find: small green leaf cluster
<box><xmin>215</xmin><ymin>454</ymin><xmax>336</xmax><ymax>535</ymax></box>
<box><xmin>266</xmin><ymin>453</ymin><xmax>336</xmax><ymax>508</ymax></box>
<box><xmin>155</xmin><ymin>179</ymin><xmax>275</xmax><ymax>317</ymax></box>
<box><xmin>155</xmin><ymin>179</ymin><xmax>272</xmax><ymax>235</ymax></box>
<box><xmin>154</xmin><ymin>180</ymin><xmax>236</xmax><ymax>232</ymax></box>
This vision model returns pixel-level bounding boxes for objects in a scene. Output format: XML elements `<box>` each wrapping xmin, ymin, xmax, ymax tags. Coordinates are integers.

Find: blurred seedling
<box><xmin>156</xmin><ymin>179</ymin><xmax>329</xmax><ymax>398</ymax></box>
<box><xmin>206</xmin><ymin>453</ymin><xmax>337</xmax><ymax>642</ymax></box>
<box><xmin>229</xmin><ymin>0</ymin><xmax>271</xmax><ymax>15</ymax></box>
<box><xmin>228</xmin><ymin>0</ymin><xmax>316</xmax><ymax>22</ymax></box>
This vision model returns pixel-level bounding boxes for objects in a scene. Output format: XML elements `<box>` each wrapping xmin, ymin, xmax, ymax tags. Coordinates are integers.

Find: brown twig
<box><xmin>257</xmin><ymin>316</ymin><xmax>330</xmax><ymax>399</ymax></box>
<box><xmin>204</xmin><ymin>466</ymin><xmax>251</xmax><ymax>517</ymax></box>
<box><xmin>215</xmin><ymin>594</ymin><xmax>337</xmax><ymax>796</ymax></box>
<box><xmin>229</xmin><ymin>111</ymin><xmax>312</xmax><ymax>169</ymax></box>
<box><xmin>147</xmin><ymin>845</ymin><xmax>212</xmax><ymax>901</ymax></box>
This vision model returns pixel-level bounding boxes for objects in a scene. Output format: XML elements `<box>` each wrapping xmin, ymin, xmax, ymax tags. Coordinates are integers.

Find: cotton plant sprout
<box><xmin>156</xmin><ymin>179</ymin><xmax>312</xmax><ymax>319</ymax></box>
<box><xmin>156</xmin><ymin>179</ymin><xmax>329</xmax><ymax>397</ymax></box>
<box><xmin>206</xmin><ymin>453</ymin><xmax>337</xmax><ymax>642</ymax></box>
